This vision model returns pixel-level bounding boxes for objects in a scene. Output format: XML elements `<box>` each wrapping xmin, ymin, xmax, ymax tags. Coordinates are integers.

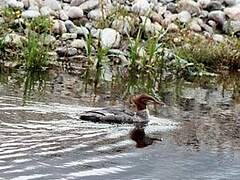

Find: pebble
<box><xmin>67</xmin><ymin>7</ymin><xmax>84</xmax><ymax>19</ymax></box>
<box><xmin>71</xmin><ymin>39</ymin><xmax>86</xmax><ymax>49</ymax></box>
<box><xmin>178</xmin><ymin>11</ymin><xmax>192</xmax><ymax>23</ymax></box>
<box><xmin>61</xmin><ymin>33</ymin><xmax>78</xmax><ymax>40</ymax></box>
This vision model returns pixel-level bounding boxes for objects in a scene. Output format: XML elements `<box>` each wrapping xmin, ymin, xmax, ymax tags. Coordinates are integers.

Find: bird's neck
<box><xmin>136</xmin><ymin>109</ymin><xmax>149</xmax><ymax>120</ymax></box>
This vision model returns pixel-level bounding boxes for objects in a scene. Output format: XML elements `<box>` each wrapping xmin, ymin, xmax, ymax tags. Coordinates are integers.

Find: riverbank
<box><xmin>0</xmin><ymin>0</ymin><xmax>239</xmax><ymax>77</ymax></box>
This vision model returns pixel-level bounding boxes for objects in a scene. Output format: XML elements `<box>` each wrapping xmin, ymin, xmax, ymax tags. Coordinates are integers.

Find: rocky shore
<box><xmin>1</xmin><ymin>0</ymin><xmax>240</xmax><ymax>73</ymax></box>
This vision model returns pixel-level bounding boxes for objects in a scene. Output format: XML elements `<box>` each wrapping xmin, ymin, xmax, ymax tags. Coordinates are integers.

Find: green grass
<box><xmin>171</xmin><ymin>31</ymin><xmax>240</xmax><ymax>71</ymax></box>
<box><xmin>23</xmin><ymin>32</ymin><xmax>49</xmax><ymax>70</ymax></box>
<box><xmin>27</xmin><ymin>16</ymin><xmax>53</xmax><ymax>34</ymax></box>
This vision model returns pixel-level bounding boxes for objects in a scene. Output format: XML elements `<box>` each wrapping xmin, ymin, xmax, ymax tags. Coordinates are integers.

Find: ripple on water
<box><xmin>0</xmin><ymin>96</ymin><xmax>179</xmax><ymax>179</ymax></box>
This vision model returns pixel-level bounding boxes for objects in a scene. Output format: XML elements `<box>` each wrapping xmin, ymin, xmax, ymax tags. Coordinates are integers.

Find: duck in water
<box><xmin>79</xmin><ymin>94</ymin><xmax>165</xmax><ymax>124</ymax></box>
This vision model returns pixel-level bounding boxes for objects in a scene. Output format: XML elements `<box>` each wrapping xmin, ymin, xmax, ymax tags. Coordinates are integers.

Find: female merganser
<box><xmin>79</xmin><ymin>94</ymin><xmax>165</xmax><ymax>124</ymax></box>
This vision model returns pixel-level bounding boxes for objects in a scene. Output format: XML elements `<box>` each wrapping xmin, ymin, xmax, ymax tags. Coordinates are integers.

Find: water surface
<box><xmin>0</xmin><ymin>70</ymin><xmax>239</xmax><ymax>180</ymax></box>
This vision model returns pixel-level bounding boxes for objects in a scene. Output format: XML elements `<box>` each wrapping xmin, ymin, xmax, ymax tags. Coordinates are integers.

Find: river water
<box><xmin>0</xmin><ymin>70</ymin><xmax>239</xmax><ymax>180</ymax></box>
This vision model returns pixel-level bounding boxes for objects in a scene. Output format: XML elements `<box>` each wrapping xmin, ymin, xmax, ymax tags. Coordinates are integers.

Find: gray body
<box><xmin>79</xmin><ymin>107</ymin><xmax>149</xmax><ymax>124</ymax></box>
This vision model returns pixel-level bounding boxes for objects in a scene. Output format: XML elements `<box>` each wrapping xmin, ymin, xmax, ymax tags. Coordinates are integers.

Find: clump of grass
<box><xmin>173</xmin><ymin>31</ymin><xmax>240</xmax><ymax>71</ymax></box>
<box><xmin>0</xmin><ymin>7</ymin><xmax>54</xmax><ymax>70</ymax></box>
<box><xmin>1</xmin><ymin>7</ymin><xmax>22</xmax><ymax>22</ymax></box>
<box><xmin>27</xmin><ymin>16</ymin><xmax>53</xmax><ymax>34</ymax></box>
<box><xmin>23</xmin><ymin>32</ymin><xmax>49</xmax><ymax>70</ymax></box>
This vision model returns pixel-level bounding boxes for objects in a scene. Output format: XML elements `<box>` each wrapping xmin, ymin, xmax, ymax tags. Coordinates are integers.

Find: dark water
<box><xmin>0</xmin><ymin>69</ymin><xmax>239</xmax><ymax>180</ymax></box>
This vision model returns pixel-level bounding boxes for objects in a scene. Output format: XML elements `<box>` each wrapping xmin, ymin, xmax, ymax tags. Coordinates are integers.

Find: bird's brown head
<box><xmin>131</xmin><ymin>94</ymin><xmax>165</xmax><ymax>111</ymax></box>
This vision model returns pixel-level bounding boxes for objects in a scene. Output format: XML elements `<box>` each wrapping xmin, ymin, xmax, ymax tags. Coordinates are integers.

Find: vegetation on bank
<box><xmin>0</xmin><ymin>7</ymin><xmax>53</xmax><ymax>71</ymax></box>
<box><xmin>166</xmin><ymin>30</ymin><xmax>240</xmax><ymax>71</ymax></box>
<box><xmin>0</xmin><ymin>6</ymin><xmax>239</xmax><ymax>79</ymax></box>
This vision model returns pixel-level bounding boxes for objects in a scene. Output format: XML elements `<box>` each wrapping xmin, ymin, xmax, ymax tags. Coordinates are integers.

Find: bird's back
<box><xmin>79</xmin><ymin>106</ymin><xmax>135</xmax><ymax>124</ymax></box>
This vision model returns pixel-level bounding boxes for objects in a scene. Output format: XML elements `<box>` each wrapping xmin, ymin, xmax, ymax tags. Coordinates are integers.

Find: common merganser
<box><xmin>79</xmin><ymin>94</ymin><xmax>165</xmax><ymax>124</ymax></box>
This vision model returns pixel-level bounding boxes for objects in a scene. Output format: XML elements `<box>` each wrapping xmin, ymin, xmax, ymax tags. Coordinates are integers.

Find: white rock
<box><xmin>223</xmin><ymin>20</ymin><xmax>240</xmax><ymax>34</ymax></box>
<box><xmin>43</xmin><ymin>34</ymin><xmax>56</xmax><ymax>45</ymax></box>
<box><xmin>22</xmin><ymin>10</ymin><xmax>41</xmax><ymax>18</ymax></box>
<box><xmin>61</xmin><ymin>33</ymin><xmax>77</xmax><ymax>40</ymax></box>
<box><xmin>28</xmin><ymin>5</ymin><xmax>39</xmax><ymax>11</ymax></box>
<box><xmin>59</xmin><ymin>10</ymin><xmax>69</xmax><ymax>20</ymax></box>
<box><xmin>88</xmin><ymin>9</ymin><xmax>104</xmax><ymax>20</ymax></box>
<box><xmin>167</xmin><ymin>23</ymin><xmax>179</xmax><ymax>32</ymax></box>
<box><xmin>91</xmin><ymin>28</ymin><xmax>101</xmax><ymax>38</ymax></box>
<box><xmin>79</xmin><ymin>0</ymin><xmax>99</xmax><ymax>11</ymax></box>
<box><xmin>52</xmin><ymin>20</ymin><xmax>67</xmax><ymax>34</ymax></box>
<box><xmin>4</xmin><ymin>33</ymin><xmax>26</xmax><ymax>46</ymax></box>
<box><xmin>6</xmin><ymin>0</ymin><xmax>24</xmax><ymax>9</ymax></box>
<box><xmin>71</xmin><ymin>39</ymin><xmax>86</xmax><ymax>49</ymax></box>
<box><xmin>132</xmin><ymin>0</ymin><xmax>151</xmax><ymax>15</ymax></box>
<box><xmin>224</xmin><ymin>6</ymin><xmax>240</xmax><ymax>21</ymax></box>
<box><xmin>67</xmin><ymin>7</ymin><xmax>84</xmax><ymax>19</ymax></box>
<box><xmin>189</xmin><ymin>20</ymin><xmax>202</xmax><ymax>32</ymax></box>
<box><xmin>100</xmin><ymin>28</ymin><xmax>121</xmax><ymax>48</ymax></box>
<box><xmin>178</xmin><ymin>11</ymin><xmax>192</xmax><ymax>23</ymax></box>
<box><xmin>76</xmin><ymin>26</ymin><xmax>89</xmax><ymax>36</ymax></box>
<box><xmin>40</xmin><ymin>6</ymin><xmax>54</xmax><ymax>16</ymax></box>
<box><xmin>212</xmin><ymin>34</ymin><xmax>224</xmax><ymax>43</ymax></box>
<box><xmin>45</xmin><ymin>0</ymin><xmax>61</xmax><ymax>11</ymax></box>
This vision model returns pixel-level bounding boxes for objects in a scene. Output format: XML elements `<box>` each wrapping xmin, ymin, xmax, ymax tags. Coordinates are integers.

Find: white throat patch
<box><xmin>133</xmin><ymin>109</ymin><xmax>150</xmax><ymax>123</ymax></box>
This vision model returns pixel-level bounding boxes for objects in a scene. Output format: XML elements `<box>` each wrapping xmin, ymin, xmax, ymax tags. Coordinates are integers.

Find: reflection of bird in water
<box><xmin>79</xmin><ymin>94</ymin><xmax>165</xmax><ymax>124</ymax></box>
<box><xmin>130</xmin><ymin>123</ymin><xmax>162</xmax><ymax>148</ymax></box>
